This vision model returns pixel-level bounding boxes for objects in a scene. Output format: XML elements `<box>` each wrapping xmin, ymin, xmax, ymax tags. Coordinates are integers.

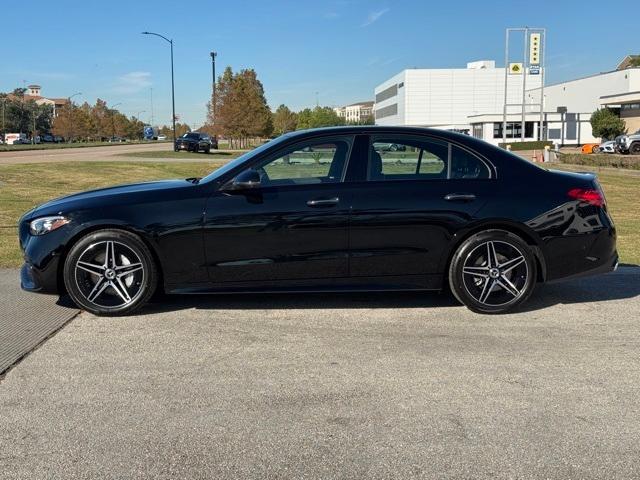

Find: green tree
<box><xmin>295</xmin><ymin>106</ymin><xmax>344</xmax><ymax>130</ymax></box>
<box><xmin>590</xmin><ymin>108</ymin><xmax>626</xmax><ymax>140</ymax></box>
<box><xmin>207</xmin><ymin>66</ymin><xmax>272</xmax><ymax>148</ymax></box>
<box><xmin>272</xmin><ymin>104</ymin><xmax>297</xmax><ymax>136</ymax></box>
<box><xmin>296</xmin><ymin>108</ymin><xmax>313</xmax><ymax>130</ymax></box>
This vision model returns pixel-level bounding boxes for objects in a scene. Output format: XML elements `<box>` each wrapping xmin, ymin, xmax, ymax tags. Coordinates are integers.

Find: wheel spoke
<box><xmin>478</xmin><ymin>278</ymin><xmax>496</xmax><ymax>304</ymax></box>
<box><xmin>463</xmin><ymin>265</ymin><xmax>489</xmax><ymax>278</ymax></box>
<box><xmin>76</xmin><ymin>261</ymin><xmax>105</xmax><ymax>275</ymax></box>
<box><xmin>111</xmin><ymin>278</ymin><xmax>132</xmax><ymax>304</ymax></box>
<box><xmin>498</xmin><ymin>276</ymin><xmax>520</xmax><ymax>297</ymax></box>
<box><xmin>486</xmin><ymin>241</ymin><xmax>498</xmax><ymax>268</ymax></box>
<box><xmin>115</xmin><ymin>262</ymin><xmax>143</xmax><ymax>277</ymax></box>
<box><xmin>500</xmin><ymin>255</ymin><xmax>525</xmax><ymax>273</ymax></box>
<box><xmin>105</xmin><ymin>241</ymin><xmax>116</xmax><ymax>269</ymax></box>
<box><xmin>87</xmin><ymin>278</ymin><xmax>109</xmax><ymax>302</ymax></box>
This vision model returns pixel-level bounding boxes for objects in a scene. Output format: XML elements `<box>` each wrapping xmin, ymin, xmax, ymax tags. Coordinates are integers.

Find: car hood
<box><xmin>29</xmin><ymin>179</ymin><xmax>195</xmax><ymax>218</ymax></box>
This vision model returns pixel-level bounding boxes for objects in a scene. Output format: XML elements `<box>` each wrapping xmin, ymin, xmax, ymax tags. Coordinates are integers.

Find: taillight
<box><xmin>568</xmin><ymin>188</ymin><xmax>605</xmax><ymax>207</ymax></box>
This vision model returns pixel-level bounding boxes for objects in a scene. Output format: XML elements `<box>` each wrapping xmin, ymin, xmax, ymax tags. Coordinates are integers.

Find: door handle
<box><xmin>306</xmin><ymin>197</ymin><xmax>339</xmax><ymax>207</ymax></box>
<box><xmin>444</xmin><ymin>193</ymin><xmax>476</xmax><ymax>202</ymax></box>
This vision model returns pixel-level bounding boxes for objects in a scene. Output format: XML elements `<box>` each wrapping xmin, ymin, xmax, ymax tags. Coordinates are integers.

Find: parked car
<box><xmin>18</xmin><ymin>126</ymin><xmax>618</xmax><ymax>316</ymax></box>
<box><xmin>157</xmin><ymin>134</ymin><xmax>167</xmax><ymax>141</ymax></box>
<box><xmin>54</xmin><ymin>135</ymin><xmax>64</xmax><ymax>143</ymax></box>
<box><xmin>615</xmin><ymin>130</ymin><xmax>640</xmax><ymax>154</ymax></box>
<box><xmin>41</xmin><ymin>134</ymin><xmax>55</xmax><ymax>143</ymax></box>
<box><xmin>107</xmin><ymin>136</ymin><xmax>127</xmax><ymax>143</ymax></box>
<box><xmin>4</xmin><ymin>133</ymin><xmax>28</xmax><ymax>145</ymax></box>
<box><xmin>174</xmin><ymin>132</ymin><xmax>215</xmax><ymax>153</ymax></box>
<box><xmin>581</xmin><ymin>143</ymin><xmax>600</xmax><ymax>154</ymax></box>
<box><xmin>598</xmin><ymin>140</ymin><xmax>616</xmax><ymax>154</ymax></box>
<box><xmin>375</xmin><ymin>142</ymin><xmax>406</xmax><ymax>152</ymax></box>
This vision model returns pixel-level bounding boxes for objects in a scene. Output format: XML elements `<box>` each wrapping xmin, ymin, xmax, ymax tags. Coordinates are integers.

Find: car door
<box><xmin>203</xmin><ymin>135</ymin><xmax>354</xmax><ymax>285</ymax></box>
<box><xmin>348</xmin><ymin>134</ymin><xmax>496</xmax><ymax>285</ymax></box>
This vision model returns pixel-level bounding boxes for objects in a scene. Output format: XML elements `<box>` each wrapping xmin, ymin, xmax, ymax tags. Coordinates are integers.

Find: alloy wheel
<box><xmin>74</xmin><ymin>240</ymin><xmax>145</xmax><ymax>309</ymax></box>
<box><xmin>461</xmin><ymin>240</ymin><xmax>528</xmax><ymax>307</ymax></box>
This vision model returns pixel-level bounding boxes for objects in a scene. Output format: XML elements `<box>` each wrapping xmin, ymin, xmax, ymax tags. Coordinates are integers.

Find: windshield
<box><xmin>183</xmin><ymin>133</ymin><xmax>199</xmax><ymax>139</ymax></box>
<box><xmin>200</xmin><ymin>135</ymin><xmax>293</xmax><ymax>183</ymax></box>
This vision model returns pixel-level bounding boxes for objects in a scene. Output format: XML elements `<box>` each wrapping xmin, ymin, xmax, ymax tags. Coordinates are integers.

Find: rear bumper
<box><xmin>547</xmin><ymin>250</ymin><xmax>618</xmax><ymax>283</ymax></box>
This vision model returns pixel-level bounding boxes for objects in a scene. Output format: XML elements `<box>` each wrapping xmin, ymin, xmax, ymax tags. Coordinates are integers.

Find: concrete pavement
<box><xmin>1</xmin><ymin>266</ymin><xmax>639</xmax><ymax>479</ymax></box>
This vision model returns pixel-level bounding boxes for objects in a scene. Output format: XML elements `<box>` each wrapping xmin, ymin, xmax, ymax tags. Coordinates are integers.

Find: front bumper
<box><xmin>21</xmin><ymin>259</ymin><xmax>61</xmax><ymax>294</ymax></box>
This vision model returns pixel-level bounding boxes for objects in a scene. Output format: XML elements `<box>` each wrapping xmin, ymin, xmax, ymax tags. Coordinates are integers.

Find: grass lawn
<box><xmin>118</xmin><ymin>150</ymin><xmax>243</xmax><ymax>160</ymax></box>
<box><xmin>0</xmin><ymin>160</ymin><xmax>637</xmax><ymax>268</ymax></box>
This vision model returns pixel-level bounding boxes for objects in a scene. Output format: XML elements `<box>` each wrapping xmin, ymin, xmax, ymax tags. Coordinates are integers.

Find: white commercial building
<box><xmin>374</xmin><ymin>60</ymin><xmax>542</xmax><ymax>136</ymax></box>
<box><xmin>375</xmin><ymin>57</ymin><xmax>640</xmax><ymax>145</ymax></box>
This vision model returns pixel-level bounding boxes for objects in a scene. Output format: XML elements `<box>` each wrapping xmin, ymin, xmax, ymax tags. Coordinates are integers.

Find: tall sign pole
<box><xmin>521</xmin><ymin>27</ymin><xmax>529</xmax><ymax>142</ymax></box>
<box><xmin>504</xmin><ymin>27</ymin><xmax>546</xmax><ymax>146</ymax></box>
<box><xmin>502</xmin><ymin>29</ymin><xmax>509</xmax><ymax>145</ymax></box>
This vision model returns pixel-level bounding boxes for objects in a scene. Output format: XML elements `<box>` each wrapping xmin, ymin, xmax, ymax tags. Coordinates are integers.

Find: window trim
<box><xmin>366</xmin><ymin>134</ymin><xmax>495</xmax><ymax>182</ymax></box>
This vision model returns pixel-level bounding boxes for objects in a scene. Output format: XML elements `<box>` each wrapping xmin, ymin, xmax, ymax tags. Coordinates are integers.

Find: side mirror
<box><xmin>227</xmin><ymin>169</ymin><xmax>261</xmax><ymax>190</ymax></box>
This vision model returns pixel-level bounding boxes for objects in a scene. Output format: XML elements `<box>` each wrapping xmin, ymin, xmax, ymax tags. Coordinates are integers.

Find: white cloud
<box><xmin>361</xmin><ymin>8</ymin><xmax>389</xmax><ymax>27</ymax></box>
<box><xmin>112</xmin><ymin>71</ymin><xmax>152</xmax><ymax>94</ymax></box>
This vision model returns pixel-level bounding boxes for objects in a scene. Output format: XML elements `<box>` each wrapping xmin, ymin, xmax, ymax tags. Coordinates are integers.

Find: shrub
<box><xmin>558</xmin><ymin>153</ymin><xmax>640</xmax><ymax>170</ymax></box>
<box><xmin>498</xmin><ymin>141</ymin><xmax>553</xmax><ymax>151</ymax></box>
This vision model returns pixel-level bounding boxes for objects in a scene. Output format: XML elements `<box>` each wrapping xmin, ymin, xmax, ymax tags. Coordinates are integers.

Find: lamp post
<box><xmin>142</xmin><ymin>31</ymin><xmax>176</xmax><ymax>142</ymax></box>
<box><xmin>110</xmin><ymin>102</ymin><xmax>122</xmax><ymax>139</ymax></box>
<box><xmin>210</xmin><ymin>51</ymin><xmax>216</xmax><ymax>125</ymax></box>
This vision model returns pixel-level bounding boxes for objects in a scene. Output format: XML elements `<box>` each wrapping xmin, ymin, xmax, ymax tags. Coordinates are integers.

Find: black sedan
<box><xmin>174</xmin><ymin>132</ymin><xmax>217</xmax><ymax>153</ymax></box>
<box><xmin>19</xmin><ymin>126</ymin><xmax>617</xmax><ymax>315</ymax></box>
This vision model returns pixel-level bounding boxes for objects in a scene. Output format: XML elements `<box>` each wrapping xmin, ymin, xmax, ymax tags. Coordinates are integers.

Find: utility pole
<box><xmin>210</xmin><ymin>51</ymin><xmax>217</xmax><ymax>125</ymax></box>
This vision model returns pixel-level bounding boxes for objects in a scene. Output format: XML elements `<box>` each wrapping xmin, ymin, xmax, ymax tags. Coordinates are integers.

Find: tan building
<box><xmin>334</xmin><ymin>101</ymin><xmax>374</xmax><ymax>123</ymax></box>
<box><xmin>16</xmin><ymin>84</ymin><xmax>69</xmax><ymax>117</ymax></box>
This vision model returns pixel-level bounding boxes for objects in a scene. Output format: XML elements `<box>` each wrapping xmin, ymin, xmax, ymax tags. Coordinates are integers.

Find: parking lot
<box><xmin>1</xmin><ymin>266</ymin><xmax>639</xmax><ymax>479</ymax></box>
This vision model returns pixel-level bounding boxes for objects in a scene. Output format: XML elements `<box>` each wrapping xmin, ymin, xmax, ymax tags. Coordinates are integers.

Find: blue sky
<box><xmin>2</xmin><ymin>0</ymin><xmax>637</xmax><ymax>127</ymax></box>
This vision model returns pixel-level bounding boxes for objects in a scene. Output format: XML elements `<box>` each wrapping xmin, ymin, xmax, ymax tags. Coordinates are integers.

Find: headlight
<box><xmin>29</xmin><ymin>215</ymin><xmax>70</xmax><ymax>235</ymax></box>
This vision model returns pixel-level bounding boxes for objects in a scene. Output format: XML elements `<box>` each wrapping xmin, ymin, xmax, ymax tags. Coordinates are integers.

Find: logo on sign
<box><xmin>509</xmin><ymin>63</ymin><xmax>523</xmax><ymax>75</ymax></box>
<box><xmin>530</xmin><ymin>65</ymin><xmax>541</xmax><ymax>75</ymax></box>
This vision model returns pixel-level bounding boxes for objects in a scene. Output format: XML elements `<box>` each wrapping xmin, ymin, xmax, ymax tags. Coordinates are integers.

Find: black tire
<box><xmin>63</xmin><ymin>229</ymin><xmax>157</xmax><ymax>316</ymax></box>
<box><xmin>204</xmin><ymin>146</ymin><xmax>211</xmax><ymax>154</ymax></box>
<box><xmin>448</xmin><ymin>230</ymin><xmax>537</xmax><ymax>314</ymax></box>
<box><xmin>192</xmin><ymin>144</ymin><xmax>199</xmax><ymax>153</ymax></box>
<box><xmin>592</xmin><ymin>145</ymin><xmax>599</xmax><ymax>154</ymax></box>
<box><xmin>630</xmin><ymin>142</ymin><xmax>640</xmax><ymax>155</ymax></box>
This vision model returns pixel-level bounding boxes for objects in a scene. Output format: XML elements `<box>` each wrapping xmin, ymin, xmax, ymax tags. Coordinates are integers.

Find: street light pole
<box><xmin>210</xmin><ymin>51</ymin><xmax>217</xmax><ymax>125</ymax></box>
<box><xmin>111</xmin><ymin>102</ymin><xmax>122</xmax><ymax>139</ymax></box>
<box><xmin>142</xmin><ymin>31</ymin><xmax>176</xmax><ymax>142</ymax></box>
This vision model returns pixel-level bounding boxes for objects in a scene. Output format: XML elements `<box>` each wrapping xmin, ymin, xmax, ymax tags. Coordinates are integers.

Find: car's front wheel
<box><xmin>63</xmin><ymin>229</ymin><xmax>157</xmax><ymax>316</ymax></box>
<box><xmin>448</xmin><ymin>230</ymin><xmax>537</xmax><ymax>314</ymax></box>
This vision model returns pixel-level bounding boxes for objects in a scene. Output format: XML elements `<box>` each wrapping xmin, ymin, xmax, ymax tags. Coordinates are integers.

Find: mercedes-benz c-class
<box><xmin>18</xmin><ymin>127</ymin><xmax>617</xmax><ymax>315</ymax></box>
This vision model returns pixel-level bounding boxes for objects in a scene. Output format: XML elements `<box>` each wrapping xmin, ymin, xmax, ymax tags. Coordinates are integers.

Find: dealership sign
<box><xmin>530</xmin><ymin>33</ymin><xmax>541</xmax><ymax>65</ymax></box>
<box><xmin>529</xmin><ymin>65</ymin><xmax>541</xmax><ymax>75</ymax></box>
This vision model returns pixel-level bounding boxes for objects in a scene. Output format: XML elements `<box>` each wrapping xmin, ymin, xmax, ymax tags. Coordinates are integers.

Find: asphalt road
<box><xmin>0</xmin><ymin>142</ymin><xmax>172</xmax><ymax>164</ymax></box>
<box><xmin>1</xmin><ymin>267</ymin><xmax>639</xmax><ymax>479</ymax></box>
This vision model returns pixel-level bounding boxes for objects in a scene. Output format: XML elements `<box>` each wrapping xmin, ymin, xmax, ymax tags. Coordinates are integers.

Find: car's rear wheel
<box><xmin>448</xmin><ymin>230</ymin><xmax>537</xmax><ymax>314</ymax></box>
<box><xmin>63</xmin><ymin>229</ymin><xmax>157</xmax><ymax>316</ymax></box>
<box><xmin>630</xmin><ymin>142</ymin><xmax>640</xmax><ymax>155</ymax></box>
